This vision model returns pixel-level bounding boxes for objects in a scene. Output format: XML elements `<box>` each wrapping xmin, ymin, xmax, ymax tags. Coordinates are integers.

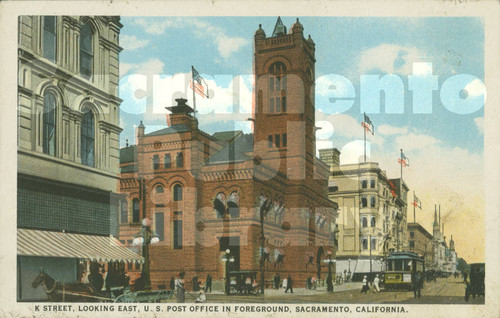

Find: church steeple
<box><xmin>433</xmin><ymin>204</ymin><xmax>440</xmax><ymax>237</ymax></box>
<box><xmin>450</xmin><ymin>235</ymin><xmax>455</xmax><ymax>250</ymax></box>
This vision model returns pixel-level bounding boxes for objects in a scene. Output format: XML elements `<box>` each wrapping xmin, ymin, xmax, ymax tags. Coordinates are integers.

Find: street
<box><xmin>189</xmin><ymin>276</ymin><xmax>484</xmax><ymax>304</ymax></box>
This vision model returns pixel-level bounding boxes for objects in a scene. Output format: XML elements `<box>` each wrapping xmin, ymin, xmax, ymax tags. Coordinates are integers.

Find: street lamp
<box><xmin>323</xmin><ymin>250</ymin><xmax>335</xmax><ymax>292</ymax></box>
<box><xmin>222</xmin><ymin>249</ymin><xmax>235</xmax><ymax>295</ymax></box>
<box><xmin>348</xmin><ymin>258</ymin><xmax>351</xmax><ymax>282</ymax></box>
<box><xmin>133</xmin><ymin>218</ymin><xmax>159</xmax><ymax>291</ymax></box>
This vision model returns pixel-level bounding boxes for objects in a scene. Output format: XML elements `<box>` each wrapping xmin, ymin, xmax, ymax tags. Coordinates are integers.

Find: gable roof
<box><xmin>212</xmin><ymin>130</ymin><xmax>243</xmax><ymax>142</ymax></box>
<box><xmin>144</xmin><ymin>124</ymin><xmax>190</xmax><ymax>137</ymax></box>
<box><xmin>207</xmin><ymin>133</ymin><xmax>254</xmax><ymax>164</ymax></box>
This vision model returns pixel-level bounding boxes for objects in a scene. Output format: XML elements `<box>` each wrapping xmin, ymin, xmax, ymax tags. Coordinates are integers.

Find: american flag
<box><xmin>191</xmin><ymin>66</ymin><xmax>209</xmax><ymax>98</ymax></box>
<box><xmin>398</xmin><ymin>152</ymin><xmax>410</xmax><ymax>167</ymax></box>
<box><xmin>189</xmin><ymin>80</ymin><xmax>205</xmax><ymax>98</ymax></box>
<box><xmin>361</xmin><ymin>112</ymin><xmax>374</xmax><ymax>135</ymax></box>
<box><xmin>412</xmin><ymin>196</ymin><xmax>422</xmax><ymax>209</ymax></box>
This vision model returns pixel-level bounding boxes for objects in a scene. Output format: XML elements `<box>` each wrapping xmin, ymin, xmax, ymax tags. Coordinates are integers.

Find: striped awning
<box><xmin>17</xmin><ymin>229</ymin><xmax>144</xmax><ymax>264</ymax></box>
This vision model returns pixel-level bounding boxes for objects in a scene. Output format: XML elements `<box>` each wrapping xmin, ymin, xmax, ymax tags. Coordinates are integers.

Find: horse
<box><xmin>32</xmin><ymin>269</ymin><xmax>108</xmax><ymax>302</ymax></box>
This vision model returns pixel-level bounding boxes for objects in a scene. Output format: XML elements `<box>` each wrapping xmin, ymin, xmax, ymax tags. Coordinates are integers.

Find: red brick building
<box><xmin>119</xmin><ymin>18</ymin><xmax>338</xmax><ymax>289</ymax></box>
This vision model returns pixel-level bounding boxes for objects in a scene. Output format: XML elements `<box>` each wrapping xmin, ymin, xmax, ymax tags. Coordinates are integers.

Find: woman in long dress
<box><xmin>175</xmin><ymin>272</ymin><xmax>186</xmax><ymax>303</ymax></box>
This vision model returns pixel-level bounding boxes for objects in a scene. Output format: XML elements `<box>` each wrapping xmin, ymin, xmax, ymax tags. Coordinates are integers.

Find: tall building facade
<box><xmin>407</xmin><ymin>222</ymin><xmax>434</xmax><ymax>269</ymax></box>
<box><xmin>118</xmin><ymin>18</ymin><xmax>338</xmax><ymax>289</ymax></box>
<box><xmin>17</xmin><ymin>16</ymin><xmax>142</xmax><ymax>301</ymax></box>
<box><xmin>319</xmin><ymin>148</ymin><xmax>409</xmax><ymax>280</ymax></box>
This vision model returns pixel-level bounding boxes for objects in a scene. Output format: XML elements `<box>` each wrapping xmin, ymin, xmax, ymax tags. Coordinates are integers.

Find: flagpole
<box><xmin>363</xmin><ymin>113</ymin><xmax>367</xmax><ymax>163</ymax></box>
<box><xmin>191</xmin><ymin>66</ymin><xmax>197</xmax><ymax>118</ymax></box>
<box><xmin>413</xmin><ymin>191</ymin><xmax>416</xmax><ymax>223</ymax></box>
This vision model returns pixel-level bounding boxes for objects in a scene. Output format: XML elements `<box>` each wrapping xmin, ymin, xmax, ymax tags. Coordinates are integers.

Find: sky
<box><xmin>118</xmin><ymin>16</ymin><xmax>485</xmax><ymax>263</ymax></box>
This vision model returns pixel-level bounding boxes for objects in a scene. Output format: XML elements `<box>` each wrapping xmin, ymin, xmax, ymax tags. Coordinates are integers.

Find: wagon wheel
<box><xmin>114</xmin><ymin>293</ymin><xmax>138</xmax><ymax>303</ymax></box>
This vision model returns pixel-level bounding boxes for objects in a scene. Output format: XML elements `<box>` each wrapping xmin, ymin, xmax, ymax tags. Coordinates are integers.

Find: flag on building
<box><xmin>190</xmin><ymin>66</ymin><xmax>209</xmax><ymax>98</ymax></box>
<box><xmin>412</xmin><ymin>195</ymin><xmax>422</xmax><ymax>209</ymax></box>
<box><xmin>398</xmin><ymin>151</ymin><xmax>410</xmax><ymax>167</ymax></box>
<box><xmin>361</xmin><ymin>113</ymin><xmax>374</xmax><ymax>135</ymax></box>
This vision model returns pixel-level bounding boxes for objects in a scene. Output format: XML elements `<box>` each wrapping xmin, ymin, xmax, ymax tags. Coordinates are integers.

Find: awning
<box><xmin>17</xmin><ymin>229</ymin><xmax>144</xmax><ymax>264</ymax></box>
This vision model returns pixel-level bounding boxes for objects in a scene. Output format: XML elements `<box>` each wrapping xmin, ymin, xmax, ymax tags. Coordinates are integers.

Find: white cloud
<box><xmin>474</xmin><ymin>117</ymin><xmax>484</xmax><ymax>134</ymax></box>
<box><xmin>357</xmin><ymin>44</ymin><xmax>426</xmax><ymax>76</ymax></box>
<box><xmin>133</xmin><ymin>18</ymin><xmax>178</xmax><ymax>35</ymax></box>
<box><xmin>132</xmin><ymin>18</ymin><xmax>248</xmax><ymax>60</ymax></box>
<box><xmin>464</xmin><ymin>78</ymin><xmax>487</xmax><ymax>98</ymax></box>
<box><xmin>394</xmin><ymin>132</ymin><xmax>440</xmax><ymax>151</ymax></box>
<box><xmin>120</xmin><ymin>35</ymin><xmax>149</xmax><ymax>51</ymax></box>
<box><xmin>378</xmin><ymin>124</ymin><xmax>408</xmax><ymax>136</ymax></box>
<box><xmin>191</xmin><ymin>20</ymin><xmax>248</xmax><ymax>59</ymax></box>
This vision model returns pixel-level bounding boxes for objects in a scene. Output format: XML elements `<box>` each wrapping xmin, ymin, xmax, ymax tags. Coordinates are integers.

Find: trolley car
<box><xmin>384</xmin><ymin>252</ymin><xmax>424</xmax><ymax>290</ymax></box>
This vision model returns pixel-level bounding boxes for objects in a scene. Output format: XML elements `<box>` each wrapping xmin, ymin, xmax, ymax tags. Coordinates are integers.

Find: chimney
<box><xmin>166</xmin><ymin>98</ymin><xmax>198</xmax><ymax>130</ymax></box>
<box><xmin>319</xmin><ymin>148</ymin><xmax>341</xmax><ymax>169</ymax></box>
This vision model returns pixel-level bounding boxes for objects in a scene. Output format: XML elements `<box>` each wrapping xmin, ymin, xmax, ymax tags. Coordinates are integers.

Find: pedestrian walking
<box><xmin>245</xmin><ymin>275</ymin><xmax>252</xmax><ymax>294</ymax></box>
<box><xmin>175</xmin><ymin>272</ymin><xmax>186</xmax><ymax>303</ymax></box>
<box><xmin>360</xmin><ymin>275</ymin><xmax>369</xmax><ymax>293</ymax></box>
<box><xmin>274</xmin><ymin>273</ymin><xmax>281</xmax><ymax>289</ymax></box>
<box><xmin>282</xmin><ymin>277</ymin><xmax>288</xmax><ymax>291</ymax></box>
<box><xmin>205</xmin><ymin>274</ymin><xmax>212</xmax><ymax>293</ymax></box>
<box><xmin>373</xmin><ymin>274</ymin><xmax>380</xmax><ymax>292</ymax></box>
<box><xmin>311</xmin><ymin>274</ymin><xmax>317</xmax><ymax>290</ymax></box>
<box><xmin>411</xmin><ymin>271</ymin><xmax>422</xmax><ymax>299</ymax></box>
<box><xmin>170</xmin><ymin>276</ymin><xmax>175</xmax><ymax>291</ymax></box>
<box><xmin>285</xmin><ymin>275</ymin><xmax>293</xmax><ymax>293</ymax></box>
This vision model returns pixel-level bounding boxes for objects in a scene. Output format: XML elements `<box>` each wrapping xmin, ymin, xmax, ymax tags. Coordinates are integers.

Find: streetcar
<box><xmin>384</xmin><ymin>252</ymin><xmax>425</xmax><ymax>290</ymax></box>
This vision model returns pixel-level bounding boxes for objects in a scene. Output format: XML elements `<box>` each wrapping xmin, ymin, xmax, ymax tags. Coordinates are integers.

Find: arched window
<box><xmin>361</xmin><ymin>180</ymin><xmax>367</xmax><ymax>188</ymax></box>
<box><xmin>362</xmin><ymin>217</ymin><xmax>367</xmax><ymax>228</ymax></box>
<box><xmin>80</xmin><ymin>22</ymin><xmax>93</xmax><ymax>79</ymax></box>
<box><xmin>155</xmin><ymin>185</ymin><xmax>164</xmax><ymax>193</ymax></box>
<box><xmin>164</xmin><ymin>154</ymin><xmax>171</xmax><ymax>168</ymax></box>
<box><xmin>132</xmin><ymin>198</ymin><xmax>140</xmax><ymax>223</ymax></box>
<box><xmin>43</xmin><ymin>16</ymin><xmax>57</xmax><ymax>62</ymax></box>
<box><xmin>120</xmin><ymin>201</ymin><xmax>128</xmax><ymax>224</ymax></box>
<box><xmin>370</xmin><ymin>179</ymin><xmax>376</xmax><ymax>188</ymax></box>
<box><xmin>214</xmin><ymin>192</ymin><xmax>226</xmax><ymax>219</ymax></box>
<box><xmin>362</xmin><ymin>238</ymin><xmax>368</xmax><ymax>250</ymax></box>
<box><xmin>371</xmin><ymin>216</ymin><xmax>376</xmax><ymax>227</ymax></box>
<box><xmin>80</xmin><ymin>109</ymin><xmax>94</xmax><ymax>167</ymax></box>
<box><xmin>371</xmin><ymin>238</ymin><xmax>377</xmax><ymax>250</ymax></box>
<box><xmin>370</xmin><ymin>196</ymin><xmax>376</xmax><ymax>208</ymax></box>
<box><xmin>43</xmin><ymin>92</ymin><xmax>56</xmax><ymax>156</ymax></box>
<box><xmin>361</xmin><ymin>196</ymin><xmax>367</xmax><ymax>208</ymax></box>
<box><xmin>268</xmin><ymin>62</ymin><xmax>287</xmax><ymax>113</ymax></box>
<box><xmin>173</xmin><ymin>184</ymin><xmax>183</xmax><ymax>201</ymax></box>
<box><xmin>227</xmin><ymin>192</ymin><xmax>240</xmax><ymax>218</ymax></box>
<box><xmin>176</xmin><ymin>152</ymin><xmax>184</xmax><ymax>168</ymax></box>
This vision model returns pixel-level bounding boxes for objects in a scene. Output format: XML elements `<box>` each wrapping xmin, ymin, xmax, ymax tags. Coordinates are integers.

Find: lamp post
<box><xmin>133</xmin><ymin>218</ymin><xmax>160</xmax><ymax>291</ymax></box>
<box><xmin>323</xmin><ymin>251</ymin><xmax>335</xmax><ymax>292</ymax></box>
<box><xmin>348</xmin><ymin>258</ymin><xmax>351</xmax><ymax>282</ymax></box>
<box><xmin>222</xmin><ymin>249</ymin><xmax>235</xmax><ymax>295</ymax></box>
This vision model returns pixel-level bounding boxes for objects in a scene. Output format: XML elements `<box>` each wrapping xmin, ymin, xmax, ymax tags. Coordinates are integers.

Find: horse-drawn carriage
<box><xmin>32</xmin><ymin>269</ymin><xmax>174</xmax><ymax>303</ymax></box>
<box><xmin>465</xmin><ymin>263</ymin><xmax>485</xmax><ymax>302</ymax></box>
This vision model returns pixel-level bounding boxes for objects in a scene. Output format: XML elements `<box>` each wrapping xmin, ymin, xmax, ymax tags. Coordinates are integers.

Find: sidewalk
<box><xmin>206</xmin><ymin>282</ymin><xmax>363</xmax><ymax>296</ymax></box>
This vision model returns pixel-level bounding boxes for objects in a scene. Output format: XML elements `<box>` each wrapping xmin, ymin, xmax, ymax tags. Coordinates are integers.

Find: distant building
<box><xmin>17</xmin><ymin>16</ymin><xmax>142</xmax><ymax>301</ymax></box>
<box><xmin>407</xmin><ymin>222</ymin><xmax>434</xmax><ymax>268</ymax></box>
<box><xmin>118</xmin><ymin>18</ymin><xmax>338</xmax><ymax>288</ymax></box>
<box><xmin>319</xmin><ymin>148</ymin><xmax>409</xmax><ymax>280</ymax></box>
